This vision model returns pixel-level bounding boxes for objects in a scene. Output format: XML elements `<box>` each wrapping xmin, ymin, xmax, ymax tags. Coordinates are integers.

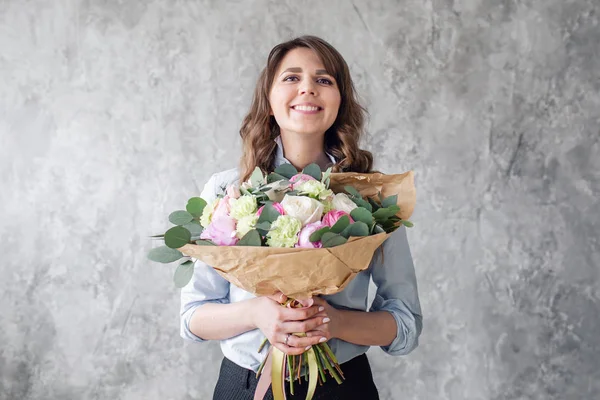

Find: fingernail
<box><xmin>323</xmin><ymin>317</ymin><xmax>331</xmax><ymax>323</ymax></box>
<box><xmin>305</xmin><ymin>346</ymin><xmax>312</xmax><ymax>350</ymax></box>
<box><xmin>319</xmin><ymin>337</ymin><xmax>327</xmax><ymax>343</ymax></box>
<box><xmin>318</xmin><ymin>306</ymin><xmax>325</xmax><ymax>312</ymax></box>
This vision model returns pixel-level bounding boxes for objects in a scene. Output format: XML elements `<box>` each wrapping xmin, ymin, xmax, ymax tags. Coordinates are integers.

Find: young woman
<box><xmin>180</xmin><ymin>35</ymin><xmax>423</xmax><ymax>400</ymax></box>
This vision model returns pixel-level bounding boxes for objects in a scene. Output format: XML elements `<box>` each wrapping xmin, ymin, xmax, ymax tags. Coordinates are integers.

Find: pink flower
<box><xmin>296</xmin><ymin>221</ymin><xmax>327</xmax><ymax>248</ymax></box>
<box><xmin>226</xmin><ymin>185</ymin><xmax>241</xmax><ymax>199</ymax></box>
<box><xmin>257</xmin><ymin>202</ymin><xmax>286</xmax><ymax>216</ymax></box>
<box><xmin>322</xmin><ymin>210</ymin><xmax>354</xmax><ymax>227</ymax></box>
<box><xmin>289</xmin><ymin>173</ymin><xmax>316</xmax><ymax>190</ymax></box>
<box><xmin>213</xmin><ymin>195</ymin><xmax>231</xmax><ymax>219</ymax></box>
<box><xmin>200</xmin><ymin>216</ymin><xmax>239</xmax><ymax>246</ymax></box>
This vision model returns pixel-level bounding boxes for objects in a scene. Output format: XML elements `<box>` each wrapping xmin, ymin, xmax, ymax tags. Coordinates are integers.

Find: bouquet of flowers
<box><xmin>148</xmin><ymin>163</ymin><xmax>416</xmax><ymax>400</ymax></box>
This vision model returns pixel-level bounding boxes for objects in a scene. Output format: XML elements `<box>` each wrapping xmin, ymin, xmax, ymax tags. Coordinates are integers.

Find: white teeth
<box><xmin>293</xmin><ymin>105</ymin><xmax>320</xmax><ymax>111</ymax></box>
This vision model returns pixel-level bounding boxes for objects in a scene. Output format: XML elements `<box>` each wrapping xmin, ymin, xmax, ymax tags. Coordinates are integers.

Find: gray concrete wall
<box><xmin>1</xmin><ymin>1</ymin><xmax>598</xmax><ymax>399</ymax></box>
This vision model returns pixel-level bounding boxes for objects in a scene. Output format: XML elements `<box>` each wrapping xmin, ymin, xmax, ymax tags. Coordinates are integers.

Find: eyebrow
<box><xmin>279</xmin><ymin>67</ymin><xmax>332</xmax><ymax>77</ymax></box>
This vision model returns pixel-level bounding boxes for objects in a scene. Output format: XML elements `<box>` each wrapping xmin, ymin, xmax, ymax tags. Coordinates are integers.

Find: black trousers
<box><xmin>213</xmin><ymin>353</ymin><xmax>379</xmax><ymax>400</ymax></box>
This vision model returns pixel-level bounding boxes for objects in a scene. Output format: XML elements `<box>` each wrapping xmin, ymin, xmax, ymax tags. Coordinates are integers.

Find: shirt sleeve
<box><xmin>369</xmin><ymin>225</ymin><xmax>423</xmax><ymax>355</ymax></box>
<box><xmin>179</xmin><ymin>173</ymin><xmax>231</xmax><ymax>343</ymax></box>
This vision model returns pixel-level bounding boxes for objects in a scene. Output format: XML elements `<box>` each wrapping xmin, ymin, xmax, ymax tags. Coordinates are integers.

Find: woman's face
<box><xmin>269</xmin><ymin>47</ymin><xmax>341</xmax><ymax>139</ymax></box>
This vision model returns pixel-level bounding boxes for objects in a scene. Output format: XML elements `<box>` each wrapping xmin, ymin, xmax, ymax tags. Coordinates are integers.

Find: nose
<box><xmin>299</xmin><ymin>80</ymin><xmax>317</xmax><ymax>96</ymax></box>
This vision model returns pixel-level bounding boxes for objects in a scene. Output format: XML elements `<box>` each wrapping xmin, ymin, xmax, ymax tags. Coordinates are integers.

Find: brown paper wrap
<box><xmin>178</xmin><ymin>171</ymin><xmax>416</xmax><ymax>298</ymax></box>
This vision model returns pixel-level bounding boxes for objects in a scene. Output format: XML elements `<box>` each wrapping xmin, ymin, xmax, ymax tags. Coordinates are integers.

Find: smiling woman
<box><xmin>181</xmin><ymin>35</ymin><xmax>422</xmax><ymax>400</ymax></box>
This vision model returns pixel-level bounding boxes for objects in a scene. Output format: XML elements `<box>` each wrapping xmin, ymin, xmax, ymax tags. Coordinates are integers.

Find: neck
<box><xmin>280</xmin><ymin>132</ymin><xmax>332</xmax><ymax>171</ymax></box>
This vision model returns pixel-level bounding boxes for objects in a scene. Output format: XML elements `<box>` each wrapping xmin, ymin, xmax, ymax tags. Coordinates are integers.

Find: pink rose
<box><xmin>212</xmin><ymin>195</ymin><xmax>231</xmax><ymax>219</ymax></box>
<box><xmin>256</xmin><ymin>202</ymin><xmax>286</xmax><ymax>216</ymax></box>
<box><xmin>289</xmin><ymin>173</ymin><xmax>316</xmax><ymax>190</ymax></box>
<box><xmin>296</xmin><ymin>221</ymin><xmax>327</xmax><ymax>248</ymax></box>
<box><xmin>200</xmin><ymin>216</ymin><xmax>239</xmax><ymax>245</ymax></box>
<box><xmin>322</xmin><ymin>210</ymin><xmax>354</xmax><ymax>227</ymax></box>
<box><xmin>226</xmin><ymin>185</ymin><xmax>241</xmax><ymax>199</ymax></box>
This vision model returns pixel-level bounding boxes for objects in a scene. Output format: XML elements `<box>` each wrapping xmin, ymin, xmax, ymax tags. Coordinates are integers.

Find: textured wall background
<box><xmin>1</xmin><ymin>0</ymin><xmax>599</xmax><ymax>399</ymax></box>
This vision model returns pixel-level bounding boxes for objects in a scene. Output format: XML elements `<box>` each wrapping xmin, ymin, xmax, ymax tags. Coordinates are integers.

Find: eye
<box><xmin>317</xmin><ymin>77</ymin><xmax>333</xmax><ymax>85</ymax></box>
<box><xmin>283</xmin><ymin>75</ymin><xmax>299</xmax><ymax>82</ymax></box>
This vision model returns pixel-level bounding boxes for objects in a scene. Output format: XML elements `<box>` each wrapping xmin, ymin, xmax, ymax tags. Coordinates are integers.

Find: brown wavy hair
<box><xmin>239</xmin><ymin>35</ymin><xmax>373</xmax><ymax>182</ymax></box>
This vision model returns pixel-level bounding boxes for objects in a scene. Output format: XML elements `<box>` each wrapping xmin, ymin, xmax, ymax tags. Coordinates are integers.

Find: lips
<box><xmin>291</xmin><ymin>103</ymin><xmax>323</xmax><ymax>112</ymax></box>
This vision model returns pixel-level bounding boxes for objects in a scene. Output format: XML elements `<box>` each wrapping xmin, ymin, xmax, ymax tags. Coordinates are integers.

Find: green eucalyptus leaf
<box><xmin>195</xmin><ymin>239</ymin><xmax>216</xmax><ymax>246</ymax></box>
<box><xmin>255</xmin><ymin>221</ymin><xmax>271</xmax><ymax>231</ymax></box>
<box><xmin>183</xmin><ymin>222</ymin><xmax>203</xmax><ymax>237</ymax></box>
<box><xmin>344</xmin><ymin>185</ymin><xmax>361</xmax><ymax>199</ymax></box>
<box><xmin>346</xmin><ymin>221</ymin><xmax>370</xmax><ymax>237</ymax></box>
<box><xmin>164</xmin><ymin>226</ymin><xmax>191</xmax><ymax>248</ymax></box>
<box><xmin>401</xmin><ymin>220</ymin><xmax>414</xmax><ymax>228</ymax></box>
<box><xmin>274</xmin><ymin>163</ymin><xmax>298</xmax><ymax>179</ymax></box>
<box><xmin>147</xmin><ymin>246</ymin><xmax>183</xmax><ymax>263</ymax></box>
<box><xmin>169</xmin><ymin>210</ymin><xmax>194</xmax><ymax>225</ymax></box>
<box><xmin>351</xmin><ymin>197</ymin><xmax>373</xmax><ymax>212</ymax></box>
<box><xmin>321</xmin><ymin>232</ymin><xmax>348</xmax><ymax>248</ymax></box>
<box><xmin>250</xmin><ymin>167</ymin><xmax>265</xmax><ymax>187</ymax></box>
<box><xmin>382</xmin><ymin>194</ymin><xmax>398</xmax><ymax>208</ymax></box>
<box><xmin>174</xmin><ymin>260</ymin><xmax>194</xmax><ymax>288</ymax></box>
<box><xmin>257</xmin><ymin>203</ymin><xmax>281</xmax><ymax>224</ymax></box>
<box><xmin>350</xmin><ymin>207</ymin><xmax>373</xmax><ymax>226</ymax></box>
<box><xmin>309</xmin><ymin>226</ymin><xmax>330</xmax><ymax>242</ymax></box>
<box><xmin>186</xmin><ymin>197</ymin><xmax>207</xmax><ymax>217</ymax></box>
<box><xmin>267</xmin><ymin>172</ymin><xmax>289</xmax><ymax>183</ymax></box>
<box><xmin>302</xmin><ymin>163</ymin><xmax>322</xmax><ymax>180</ymax></box>
<box><xmin>373</xmin><ymin>205</ymin><xmax>400</xmax><ymax>221</ymax></box>
<box><xmin>237</xmin><ymin>229</ymin><xmax>262</xmax><ymax>246</ymax></box>
<box><xmin>330</xmin><ymin>215</ymin><xmax>350</xmax><ymax>234</ymax></box>
<box><xmin>240</xmin><ymin>187</ymin><xmax>252</xmax><ymax>196</ymax></box>
<box><xmin>368</xmin><ymin>197</ymin><xmax>381</xmax><ymax>211</ymax></box>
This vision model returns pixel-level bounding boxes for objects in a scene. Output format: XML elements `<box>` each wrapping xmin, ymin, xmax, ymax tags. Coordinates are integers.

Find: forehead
<box><xmin>275</xmin><ymin>47</ymin><xmax>329</xmax><ymax>73</ymax></box>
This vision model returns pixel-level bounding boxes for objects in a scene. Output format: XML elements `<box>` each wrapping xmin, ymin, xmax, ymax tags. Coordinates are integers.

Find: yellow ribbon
<box><xmin>270</xmin><ymin>346</ymin><xmax>319</xmax><ymax>400</ymax></box>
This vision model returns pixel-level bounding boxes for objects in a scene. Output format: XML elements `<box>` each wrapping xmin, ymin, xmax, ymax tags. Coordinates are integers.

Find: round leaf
<box><xmin>322</xmin><ymin>233</ymin><xmax>348</xmax><ymax>248</ymax></box>
<box><xmin>274</xmin><ymin>163</ymin><xmax>298</xmax><ymax>179</ymax></box>
<box><xmin>164</xmin><ymin>226</ymin><xmax>191</xmax><ymax>248</ymax></box>
<box><xmin>238</xmin><ymin>229</ymin><xmax>262</xmax><ymax>246</ymax></box>
<box><xmin>186</xmin><ymin>197</ymin><xmax>207</xmax><ymax>217</ymax></box>
<box><xmin>330</xmin><ymin>215</ymin><xmax>350</xmax><ymax>234</ymax></box>
<box><xmin>401</xmin><ymin>220</ymin><xmax>414</xmax><ymax>228</ymax></box>
<box><xmin>183</xmin><ymin>222</ymin><xmax>203</xmax><ymax>237</ymax></box>
<box><xmin>309</xmin><ymin>226</ymin><xmax>330</xmax><ymax>242</ymax></box>
<box><xmin>147</xmin><ymin>246</ymin><xmax>183</xmax><ymax>263</ymax></box>
<box><xmin>302</xmin><ymin>163</ymin><xmax>322</xmax><ymax>180</ymax></box>
<box><xmin>174</xmin><ymin>260</ymin><xmax>194</xmax><ymax>288</ymax></box>
<box><xmin>347</xmin><ymin>221</ymin><xmax>369</xmax><ymax>237</ymax></box>
<box><xmin>169</xmin><ymin>210</ymin><xmax>194</xmax><ymax>225</ymax></box>
<box><xmin>350</xmin><ymin>207</ymin><xmax>373</xmax><ymax>226</ymax></box>
<box><xmin>258</xmin><ymin>203</ymin><xmax>281</xmax><ymax>224</ymax></box>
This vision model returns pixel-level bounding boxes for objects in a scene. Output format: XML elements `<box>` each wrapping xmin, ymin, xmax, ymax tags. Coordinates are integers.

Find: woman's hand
<box><xmin>251</xmin><ymin>292</ymin><xmax>331</xmax><ymax>355</ymax></box>
<box><xmin>303</xmin><ymin>297</ymin><xmax>342</xmax><ymax>343</ymax></box>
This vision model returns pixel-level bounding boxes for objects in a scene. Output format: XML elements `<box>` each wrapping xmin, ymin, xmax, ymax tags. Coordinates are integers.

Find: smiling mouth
<box><xmin>291</xmin><ymin>105</ymin><xmax>322</xmax><ymax>111</ymax></box>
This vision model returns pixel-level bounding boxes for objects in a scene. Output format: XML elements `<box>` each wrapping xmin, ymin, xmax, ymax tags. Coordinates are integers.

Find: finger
<box><xmin>281</xmin><ymin>316</ymin><xmax>329</xmax><ymax>334</ymax></box>
<box><xmin>280</xmin><ymin>305</ymin><xmax>325</xmax><ymax>321</ymax></box>
<box><xmin>285</xmin><ymin>333</ymin><xmax>327</xmax><ymax>348</ymax></box>
<box><xmin>266</xmin><ymin>291</ymin><xmax>287</xmax><ymax>304</ymax></box>
<box><xmin>294</xmin><ymin>297</ymin><xmax>314</xmax><ymax>308</ymax></box>
<box><xmin>273</xmin><ymin>341</ymin><xmax>312</xmax><ymax>356</ymax></box>
<box><xmin>305</xmin><ymin>329</ymin><xmax>331</xmax><ymax>341</ymax></box>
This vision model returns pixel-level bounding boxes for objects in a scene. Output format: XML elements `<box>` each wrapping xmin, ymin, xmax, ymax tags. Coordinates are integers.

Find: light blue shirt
<box><xmin>180</xmin><ymin>138</ymin><xmax>423</xmax><ymax>372</ymax></box>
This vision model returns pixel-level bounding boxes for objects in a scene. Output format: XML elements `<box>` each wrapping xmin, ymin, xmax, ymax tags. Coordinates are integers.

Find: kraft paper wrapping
<box><xmin>178</xmin><ymin>171</ymin><xmax>416</xmax><ymax>298</ymax></box>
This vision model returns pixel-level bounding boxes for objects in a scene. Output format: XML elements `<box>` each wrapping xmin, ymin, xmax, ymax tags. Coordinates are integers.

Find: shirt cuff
<box><xmin>370</xmin><ymin>295</ymin><xmax>422</xmax><ymax>356</ymax></box>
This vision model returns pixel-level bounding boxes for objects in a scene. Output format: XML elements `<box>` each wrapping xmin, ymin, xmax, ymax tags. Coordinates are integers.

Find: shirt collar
<box><xmin>273</xmin><ymin>135</ymin><xmax>336</xmax><ymax>168</ymax></box>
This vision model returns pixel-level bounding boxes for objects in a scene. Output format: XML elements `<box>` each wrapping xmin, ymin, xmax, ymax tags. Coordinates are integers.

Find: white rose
<box><xmin>263</xmin><ymin>180</ymin><xmax>291</xmax><ymax>203</ymax></box>
<box><xmin>280</xmin><ymin>195</ymin><xmax>324</xmax><ymax>227</ymax></box>
<box><xmin>331</xmin><ymin>193</ymin><xmax>358</xmax><ymax>214</ymax></box>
